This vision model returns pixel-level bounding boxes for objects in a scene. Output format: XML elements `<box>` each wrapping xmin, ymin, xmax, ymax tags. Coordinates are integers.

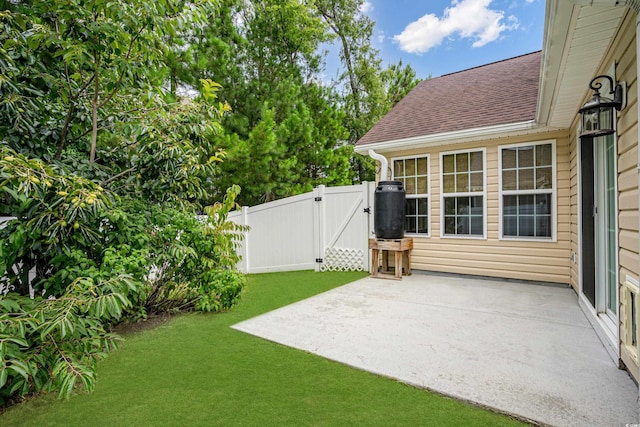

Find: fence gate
<box><xmin>229</xmin><ymin>182</ymin><xmax>374</xmax><ymax>274</ymax></box>
<box><xmin>313</xmin><ymin>183</ymin><xmax>374</xmax><ymax>272</ymax></box>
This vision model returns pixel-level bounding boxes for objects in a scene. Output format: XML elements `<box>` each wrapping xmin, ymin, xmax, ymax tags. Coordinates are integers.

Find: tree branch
<box><xmin>101</xmin><ymin>166</ymin><xmax>137</xmax><ymax>187</ymax></box>
<box><xmin>98</xmin><ymin>26</ymin><xmax>146</xmax><ymax>109</ymax></box>
<box><xmin>90</xmin><ymin>66</ymin><xmax>99</xmax><ymax>165</ymax></box>
<box><xmin>54</xmin><ymin>101</ymin><xmax>75</xmax><ymax>160</ymax></box>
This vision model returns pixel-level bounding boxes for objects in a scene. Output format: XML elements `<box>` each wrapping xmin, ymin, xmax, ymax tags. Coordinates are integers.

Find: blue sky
<box><xmin>327</xmin><ymin>0</ymin><xmax>546</xmax><ymax>80</ymax></box>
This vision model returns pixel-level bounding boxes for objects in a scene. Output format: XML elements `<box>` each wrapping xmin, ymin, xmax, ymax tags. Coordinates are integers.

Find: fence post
<box><xmin>239</xmin><ymin>206</ymin><xmax>250</xmax><ymax>274</ymax></box>
<box><xmin>361</xmin><ymin>182</ymin><xmax>372</xmax><ymax>272</ymax></box>
<box><xmin>313</xmin><ymin>185</ymin><xmax>325</xmax><ymax>272</ymax></box>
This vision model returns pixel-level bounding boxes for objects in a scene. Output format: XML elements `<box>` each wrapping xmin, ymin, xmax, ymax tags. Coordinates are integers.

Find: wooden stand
<box><xmin>369</xmin><ymin>238</ymin><xmax>413</xmax><ymax>280</ymax></box>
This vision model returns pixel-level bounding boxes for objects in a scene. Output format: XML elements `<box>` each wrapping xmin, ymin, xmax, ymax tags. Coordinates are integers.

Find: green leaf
<box><xmin>0</xmin><ymin>298</ymin><xmax>21</xmax><ymax>311</ymax></box>
<box><xmin>0</xmin><ymin>366</ymin><xmax>8</xmax><ymax>389</ymax></box>
<box><xmin>0</xmin><ymin>336</ymin><xmax>29</xmax><ymax>347</ymax></box>
<box><xmin>8</xmin><ymin>359</ymin><xmax>30</xmax><ymax>379</ymax></box>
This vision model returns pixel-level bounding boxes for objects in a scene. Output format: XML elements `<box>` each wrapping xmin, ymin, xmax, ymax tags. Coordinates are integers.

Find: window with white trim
<box><xmin>500</xmin><ymin>142</ymin><xmax>554</xmax><ymax>239</ymax></box>
<box><xmin>441</xmin><ymin>149</ymin><xmax>485</xmax><ymax>237</ymax></box>
<box><xmin>392</xmin><ymin>155</ymin><xmax>429</xmax><ymax>235</ymax></box>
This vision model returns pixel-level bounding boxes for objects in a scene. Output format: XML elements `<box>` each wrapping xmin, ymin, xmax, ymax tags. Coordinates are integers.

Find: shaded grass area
<box><xmin>1</xmin><ymin>271</ymin><xmax>525</xmax><ymax>426</ymax></box>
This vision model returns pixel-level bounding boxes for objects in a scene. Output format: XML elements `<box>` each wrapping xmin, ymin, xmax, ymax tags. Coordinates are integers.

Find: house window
<box><xmin>441</xmin><ymin>149</ymin><xmax>485</xmax><ymax>237</ymax></box>
<box><xmin>499</xmin><ymin>142</ymin><xmax>554</xmax><ymax>239</ymax></box>
<box><xmin>392</xmin><ymin>155</ymin><xmax>429</xmax><ymax>235</ymax></box>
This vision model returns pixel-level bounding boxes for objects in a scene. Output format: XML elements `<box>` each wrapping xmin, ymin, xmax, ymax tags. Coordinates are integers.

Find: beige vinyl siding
<box><xmin>385</xmin><ymin>131</ymin><xmax>571</xmax><ymax>284</ymax></box>
<box><xmin>613</xmin><ymin>14</ymin><xmax>639</xmax><ymax>381</ymax></box>
<box><xmin>568</xmin><ymin>10</ymin><xmax>638</xmax><ymax>380</ymax></box>
<box><xmin>612</xmin><ymin>11</ymin><xmax>637</xmax><ymax>282</ymax></box>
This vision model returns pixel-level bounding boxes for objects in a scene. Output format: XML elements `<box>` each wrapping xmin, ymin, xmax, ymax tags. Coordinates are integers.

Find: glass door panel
<box><xmin>604</xmin><ymin>136</ymin><xmax>617</xmax><ymax>317</ymax></box>
<box><xmin>594</xmin><ymin>135</ymin><xmax>618</xmax><ymax>327</ymax></box>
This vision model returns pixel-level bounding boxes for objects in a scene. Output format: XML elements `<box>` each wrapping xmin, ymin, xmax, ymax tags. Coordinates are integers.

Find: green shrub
<box><xmin>196</xmin><ymin>269</ymin><xmax>245</xmax><ymax>313</ymax></box>
<box><xmin>1</xmin><ymin>148</ymin><xmax>247</xmax><ymax>404</ymax></box>
<box><xmin>0</xmin><ymin>148</ymin><xmax>115</xmax><ymax>297</ymax></box>
<box><xmin>0</xmin><ymin>275</ymin><xmax>137</xmax><ymax>406</ymax></box>
<box><xmin>108</xmin><ymin>185</ymin><xmax>246</xmax><ymax>317</ymax></box>
<box><xmin>1</xmin><ymin>147</ymin><xmax>246</xmax><ymax>313</ymax></box>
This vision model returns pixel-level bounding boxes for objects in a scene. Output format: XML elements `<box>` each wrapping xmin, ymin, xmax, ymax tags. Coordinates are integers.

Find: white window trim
<box><xmin>439</xmin><ymin>148</ymin><xmax>487</xmax><ymax>240</ymax></box>
<box><xmin>391</xmin><ymin>154</ymin><xmax>431</xmax><ymax>237</ymax></box>
<box><xmin>498</xmin><ymin>139</ymin><xmax>557</xmax><ymax>242</ymax></box>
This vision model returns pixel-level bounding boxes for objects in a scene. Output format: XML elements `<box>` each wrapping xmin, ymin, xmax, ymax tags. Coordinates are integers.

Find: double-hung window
<box><xmin>441</xmin><ymin>149</ymin><xmax>485</xmax><ymax>238</ymax></box>
<box><xmin>499</xmin><ymin>141</ymin><xmax>555</xmax><ymax>239</ymax></box>
<box><xmin>392</xmin><ymin>155</ymin><xmax>429</xmax><ymax>235</ymax></box>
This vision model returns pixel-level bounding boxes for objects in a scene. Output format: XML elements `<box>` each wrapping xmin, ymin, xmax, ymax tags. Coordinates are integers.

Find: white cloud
<box><xmin>359</xmin><ymin>1</ymin><xmax>373</xmax><ymax>14</ymax></box>
<box><xmin>393</xmin><ymin>0</ymin><xmax>519</xmax><ymax>54</ymax></box>
<box><xmin>377</xmin><ymin>30</ymin><xmax>386</xmax><ymax>44</ymax></box>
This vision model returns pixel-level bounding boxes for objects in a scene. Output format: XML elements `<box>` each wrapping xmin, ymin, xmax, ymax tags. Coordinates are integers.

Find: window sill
<box><xmin>440</xmin><ymin>234</ymin><xmax>487</xmax><ymax>240</ymax></box>
<box><xmin>404</xmin><ymin>232</ymin><xmax>430</xmax><ymax>238</ymax></box>
<box><xmin>499</xmin><ymin>236</ymin><xmax>557</xmax><ymax>243</ymax></box>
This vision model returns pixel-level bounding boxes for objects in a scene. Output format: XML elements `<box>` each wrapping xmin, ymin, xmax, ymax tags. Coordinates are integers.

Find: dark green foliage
<box><xmin>0</xmin><ymin>275</ymin><xmax>137</xmax><ymax>406</ymax></box>
<box><xmin>0</xmin><ymin>151</ymin><xmax>246</xmax><ymax>404</ymax></box>
<box><xmin>0</xmin><ymin>2</ymin><xmax>248</xmax><ymax>406</ymax></box>
<box><xmin>195</xmin><ymin>269</ymin><xmax>245</xmax><ymax>312</ymax></box>
<box><xmin>112</xmin><ymin>186</ymin><xmax>246</xmax><ymax>317</ymax></box>
<box><xmin>173</xmin><ymin>0</ymin><xmax>363</xmax><ymax>206</ymax></box>
<box><xmin>0</xmin><ymin>148</ymin><xmax>115</xmax><ymax>297</ymax></box>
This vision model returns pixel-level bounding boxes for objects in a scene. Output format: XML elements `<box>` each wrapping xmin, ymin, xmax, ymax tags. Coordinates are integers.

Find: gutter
<box><xmin>354</xmin><ymin>120</ymin><xmax>542</xmax><ymax>154</ymax></box>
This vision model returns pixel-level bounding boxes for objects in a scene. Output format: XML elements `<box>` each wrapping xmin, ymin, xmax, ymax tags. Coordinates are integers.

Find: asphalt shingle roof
<box><xmin>356</xmin><ymin>51</ymin><xmax>541</xmax><ymax>147</ymax></box>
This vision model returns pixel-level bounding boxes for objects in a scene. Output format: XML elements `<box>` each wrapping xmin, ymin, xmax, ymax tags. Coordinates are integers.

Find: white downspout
<box><xmin>634</xmin><ymin>7</ymin><xmax>640</xmax><ymax>395</ymax></box>
<box><xmin>368</xmin><ymin>149</ymin><xmax>389</xmax><ymax>181</ymax></box>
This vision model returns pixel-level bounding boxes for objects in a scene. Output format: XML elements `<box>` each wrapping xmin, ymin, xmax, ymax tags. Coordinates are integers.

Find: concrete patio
<box><xmin>232</xmin><ymin>272</ymin><xmax>639</xmax><ymax>426</ymax></box>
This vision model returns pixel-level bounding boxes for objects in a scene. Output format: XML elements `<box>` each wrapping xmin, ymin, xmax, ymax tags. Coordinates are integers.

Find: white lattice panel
<box><xmin>320</xmin><ymin>247</ymin><xmax>364</xmax><ymax>272</ymax></box>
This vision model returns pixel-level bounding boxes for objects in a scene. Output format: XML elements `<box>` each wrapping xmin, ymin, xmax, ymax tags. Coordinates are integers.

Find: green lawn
<box><xmin>1</xmin><ymin>271</ymin><xmax>525</xmax><ymax>426</ymax></box>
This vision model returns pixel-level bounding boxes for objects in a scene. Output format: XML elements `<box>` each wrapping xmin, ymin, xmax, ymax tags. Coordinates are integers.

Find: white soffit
<box><xmin>539</xmin><ymin>3</ymin><xmax>626</xmax><ymax>129</ymax></box>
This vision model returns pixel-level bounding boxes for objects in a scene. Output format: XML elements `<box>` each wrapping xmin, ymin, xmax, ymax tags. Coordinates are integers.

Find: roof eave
<box><xmin>536</xmin><ymin>1</ymin><xmax>628</xmax><ymax>129</ymax></box>
<box><xmin>536</xmin><ymin>0</ymin><xmax>577</xmax><ymax>126</ymax></box>
<box><xmin>354</xmin><ymin>120</ymin><xmax>556</xmax><ymax>155</ymax></box>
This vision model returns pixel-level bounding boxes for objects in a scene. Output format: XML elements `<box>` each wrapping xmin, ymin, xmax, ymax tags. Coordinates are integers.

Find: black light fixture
<box><xmin>579</xmin><ymin>75</ymin><xmax>624</xmax><ymax>138</ymax></box>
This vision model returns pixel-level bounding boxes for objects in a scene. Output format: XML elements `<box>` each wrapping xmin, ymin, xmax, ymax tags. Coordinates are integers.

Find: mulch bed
<box><xmin>112</xmin><ymin>313</ymin><xmax>174</xmax><ymax>336</ymax></box>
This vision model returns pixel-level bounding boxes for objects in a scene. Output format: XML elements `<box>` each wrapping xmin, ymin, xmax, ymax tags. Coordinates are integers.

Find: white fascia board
<box><xmin>354</xmin><ymin>120</ymin><xmax>546</xmax><ymax>155</ymax></box>
<box><xmin>536</xmin><ymin>0</ymin><xmax>577</xmax><ymax>126</ymax></box>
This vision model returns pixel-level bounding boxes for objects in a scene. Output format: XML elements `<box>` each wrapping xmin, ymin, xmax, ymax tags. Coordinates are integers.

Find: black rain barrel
<box><xmin>374</xmin><ymin>180</ymin><xmax>405</xmax><ymax>239</ymax></box>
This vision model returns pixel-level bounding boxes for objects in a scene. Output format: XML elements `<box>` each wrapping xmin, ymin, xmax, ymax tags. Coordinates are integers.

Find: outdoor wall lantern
<box><xmin>579</xmin><ymin>75</ymin><xmax>624</xmax><ymax>138</ymax></box>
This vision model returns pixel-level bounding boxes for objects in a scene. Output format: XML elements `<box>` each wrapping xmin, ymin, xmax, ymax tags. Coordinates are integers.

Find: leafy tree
<box><xmin>179</xmin><ymin>0</ymin><xmax>353</xmax><ymax>206</ymax></box>
<box><xmin>0</xmin><ymin>0</ymin><xmax>246</xmax><ymax>404</ymax></box>
<box><xmin>315</xmin><ymin>0</ymin><xmax>387</xmax><ymax>181</ymax></box>
<box><xmin>0</xmin><ymin>148</ymin><xmax>114</xmax><ymax>296</ymax></box>
<box><xmin>381</xmin><ymin>59</ymin><xmax>423</xmax><ymax>108</ymax></box>
<box><xmin>315</xmin><ymin>1</ymin><xmax>424</xmax><ymax>182</ymax></box>
<box><xmin>0</xmin><ymin>1</ymin><xmax>219</xmax><ymax>175</ymax></box>
<box><xmin>98</xmin><ymin>79</ymin><xmax>230</xmax><ymax>204</ymax></box>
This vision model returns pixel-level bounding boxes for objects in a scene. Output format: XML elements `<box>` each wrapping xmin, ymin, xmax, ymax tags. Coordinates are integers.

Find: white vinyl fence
<box><xmin>228</xmin><ymin>183</ymin><xmax>375</xmax><ymax>274</ymax></box>
<box><xmin>0</xmin><ymin>216</ymin><xmax>14</xmax><ymax>229</ymax></box>
<box><xmin>1</xmin><ymin>183</ymin><xmax>375</xmax><ymax>285</ymax></box>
